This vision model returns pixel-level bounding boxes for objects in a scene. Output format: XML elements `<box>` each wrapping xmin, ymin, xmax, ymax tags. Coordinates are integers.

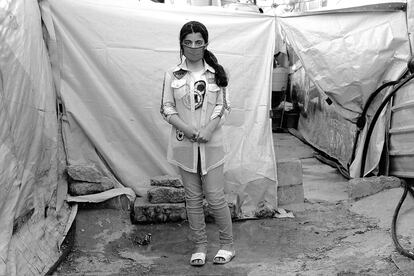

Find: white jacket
<box><xmin>160</xmin><ymin>60</ymin><xmax>230</xmax><ymax>175</ymax></box>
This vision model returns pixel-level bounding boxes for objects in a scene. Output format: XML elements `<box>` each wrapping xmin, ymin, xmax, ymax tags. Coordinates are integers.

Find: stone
<box><xmin>277</xmin><ymin>159</ymin><xmax>303</xmax><ymax>187</ymax></box>
<box><xmin>69</xmin><ymin>176</ymin><xmax>114</xmax><ymax>196</ymax></box>
<box><xmin>150</xmin><ymin>175</ymin><xmax>184</xmax><ymax>188</ymax></box>
<box><xmin>254</xmin><ymin>200</ymin><xmax>276</xmax><ymax>218</ymax></box>
<box><xmin>147</xmin><ymin>187</ymin><xmax>185</xmax><ymax>204</ymax></box>
<box><xmin>348</xmin><ymin>176</ymin><xmax>401</xmax><ymax>200</ymax></box>
<box><xmin>131</xmin><ymin>197</ymin><xmax>187</xmax><ymax>224</ymax></box>
<box><xmin>277</xmin><ymin>183</ymin><xmax>304</xmax><ymax>206</ymax></box>
<box><xmin>67</xmin><ymin>164</ymin><xmax>104</xmax><ymax>183</ymax></box>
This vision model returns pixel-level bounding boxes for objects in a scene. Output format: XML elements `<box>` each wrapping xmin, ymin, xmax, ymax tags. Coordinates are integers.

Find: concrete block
<box><xmin>348</xmin><ymin>176</ymin><xmax>401</xmax><ymax>201</ymax></box>
<box><xmin>132</xmin><ymin>193</ymin><xmax>239</xmax><ymax>224</ymax></box>
<box><xmin>132</xmin><ymin>197</ymin><xmax>187</xmax><ymax>224</ymax></box>
<box><xmin>69</xmin><ymin>177</ymin><xmax>114</xmax><ymax>196</ymax></box>
<box><xmin>67</xmin><ymin>164</ymin><xmax>104</xmax><ymax>183</ymax></box>
<box><xmin>277</xmin><ymin>159</ymin><xmax>303</xmax><ymax>187</ymax></box>
<box><xmin>147</xmin><ymin>186</ymin><xmax>185</xmax><ymax>204</ymax></box>
<box><xmin>277</xmin><ymin>183</ymin><xmax>304</xmax><ymax>206</ymax></box>
<box><xmin>150</xmin><ymin>175</ymin><xmax>183</xmax><ymax>188</ymax></box>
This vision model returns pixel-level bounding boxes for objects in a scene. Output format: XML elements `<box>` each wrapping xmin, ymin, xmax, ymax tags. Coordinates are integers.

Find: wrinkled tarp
<box><xmin>0</xmin><ymin>0</ymin><xmax>75</xmax><ymax>275</ymax></box>
<box><xmin>278</xmin><ymin>2</ymin><xmax>411</xmax><ymax>177</ymax></box>
<box><xmin>41</xmin><ymin>0</ymin><xmax>278</xmax><ymax>217</ymax></box>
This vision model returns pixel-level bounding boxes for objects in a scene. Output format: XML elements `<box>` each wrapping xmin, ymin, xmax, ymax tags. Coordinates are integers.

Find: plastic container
<box><xmin>285</xmin><ymin>111</ymin><xmax>299</xmax><ymax>129</ymax></box>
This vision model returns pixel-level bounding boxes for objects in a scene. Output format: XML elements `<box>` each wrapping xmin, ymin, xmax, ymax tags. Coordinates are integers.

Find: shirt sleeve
<box><xmin>210</xmin><ymin>87</ymin><xmax>231</xmax><ymax>124</ymax></box>
<box><xmin>160</xmin><ymin>71</ymin><xmax>178</xmax><ymax>123</ymax></box>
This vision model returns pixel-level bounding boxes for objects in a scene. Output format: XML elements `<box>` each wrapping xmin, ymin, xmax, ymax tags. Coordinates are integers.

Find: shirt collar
<box><xmin>173</xmin><ymin>57</ymin><xmax>216</xmax><ymax>74</ymax></box>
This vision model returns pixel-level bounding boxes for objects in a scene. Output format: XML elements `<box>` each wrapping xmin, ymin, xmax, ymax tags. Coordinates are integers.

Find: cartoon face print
<box><xmin>193</xmin><ymin>80</ymin><xmax>206</xmax><ymax>109</ymax></box>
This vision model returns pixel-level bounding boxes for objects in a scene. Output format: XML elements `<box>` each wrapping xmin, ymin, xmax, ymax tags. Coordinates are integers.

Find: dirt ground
<box><xmin>52</xmin><ymin>132</ymin><xmax>414</xmax><ymax>276</ymax></box>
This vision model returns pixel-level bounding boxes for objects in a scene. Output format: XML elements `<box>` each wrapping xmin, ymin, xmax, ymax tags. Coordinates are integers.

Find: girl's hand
<box><xmin>197</xmin><ymin>127</ymin><xmax>213</xmax><ymax>143</ymax></box>
<box><xmin>183</xmin><ymin>126</ymin><xmax>199</xmax><ymax>141</ymax></box>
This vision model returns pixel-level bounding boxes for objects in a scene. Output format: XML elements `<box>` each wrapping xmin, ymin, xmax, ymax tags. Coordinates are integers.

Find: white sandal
<box><xmin>190</xmin><ymin>252</ymin><xmax>206</xmax><ymax>266</ymax></box>
<box><xmin>213</xmin><ymin>249</ymin><xmax>235</xmax><ymax>264</ymax></box>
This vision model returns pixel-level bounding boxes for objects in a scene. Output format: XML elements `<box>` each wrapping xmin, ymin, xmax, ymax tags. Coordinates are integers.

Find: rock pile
<box><xmin>132</xmin><ymin>175</ymin><xmax>187</xmax><ymax>223</ymax></box>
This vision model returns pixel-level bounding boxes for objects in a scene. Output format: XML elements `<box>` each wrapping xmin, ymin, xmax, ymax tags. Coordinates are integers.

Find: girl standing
<box><xmin>160</xmin><ymin>21</ymin><xmax>235</xmax><ymax>266</ymax></box>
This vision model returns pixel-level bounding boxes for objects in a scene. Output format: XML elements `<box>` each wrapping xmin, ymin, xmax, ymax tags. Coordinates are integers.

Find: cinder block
<box><xmin>147</xmin><ymin>186</ymin><xmax>185</xmax><ymax>204</ymax></box>
<box><xmin>68</xmin><ymin>177</ymin><xmax>114</xmax><ymax>196</ymax></box>
<box><xmin>277</xmin><ymin>159</ymin><xmax>303</xmax><ymax>187</ymax></box>
<box><xmin>132</xmin><ymin>197</ymin><xmax>187</xmax><ymax>224</ymax></box>
<box><xmin>348</xmin><ymin>176</ymin><xmax>401</xmax><ymax>200</ymax></box>
<box><xmin>150</xmin><ymin>175</ymin><xmax>183</xmax><ymax>188</ymax></box>
<box><xmin>67</xmin><ymin>164</ymin><xmax>104</xmax><ymax>183</ymax></box>
<box><xmin>132</xmin><ymin>193</ymin><xmax>239</xmax><ymax>224</ymax></box>
<box><xmin>277</xmin><ymin>183</ymin><xmax>304</xmax><ymax>206</ymax></box>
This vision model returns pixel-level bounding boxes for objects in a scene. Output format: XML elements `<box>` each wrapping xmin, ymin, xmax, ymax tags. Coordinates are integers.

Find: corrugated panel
<box><xmin>389</xmin><ymin>80</ymin><xmax>414</xmax><ymax>177</ymax></box>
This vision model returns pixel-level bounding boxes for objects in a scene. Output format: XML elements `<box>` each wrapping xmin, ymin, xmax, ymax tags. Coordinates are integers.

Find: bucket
<box><xmin>270</xmin><ymin>109</ymin><xmax>299</xmax><ymax>131</ymax></box>
<box><xmin>270</xmin><ymin>108</ymin><xmax>284</xmax><ymax>132</ymax></box>
<box><xmin>285</xmin><ymin>112</ymin><xmax>299</xmax><ymax>129</ymax></box>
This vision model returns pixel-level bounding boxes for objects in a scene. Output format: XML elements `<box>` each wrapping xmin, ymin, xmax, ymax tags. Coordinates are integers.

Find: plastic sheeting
<box><xmin>0</xmin><ymin>0</ymin><xmax>75</xmax><ymax>275</ymax></box>
<box><xmin>278</xmin><ymin>3</ymin><xmax>411</xmax><ymax>177</ymax></box>
<box><xmin>41</xmin><ymin>0</ymin><xmax>278</xmax><ymax>217</ymax></box>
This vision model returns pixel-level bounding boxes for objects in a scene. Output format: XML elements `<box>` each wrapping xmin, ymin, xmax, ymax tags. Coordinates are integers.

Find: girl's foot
<box><xmin>190</xmin><ymin>252</ymin><xmax>206</xmax><ymax>266</ymax></box>
<box><xmin>190</xmin><ymin>244</ymin><xmax>207</xmax><ymax>266</ymax></box>
<box><xmin>213</xmin><ymin>244</ymin><xmax>235</xmax><ymax>264</ymax></box>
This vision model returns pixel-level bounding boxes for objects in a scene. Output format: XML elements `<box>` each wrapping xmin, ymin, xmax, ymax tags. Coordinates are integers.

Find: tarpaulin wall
<box><xmin>278</xmin><ymin>2</ymin><xmax>411</xmax><ymax>177</ymax></box>
<box><xmin>0</xmin><ymin>0</ymin><xmax>75</xmax><ymax>275</ymax></box>
<box><xmin>41</xmin><ymin>0</ymin><xmax>278</xmax><ymax>217</ymax></box>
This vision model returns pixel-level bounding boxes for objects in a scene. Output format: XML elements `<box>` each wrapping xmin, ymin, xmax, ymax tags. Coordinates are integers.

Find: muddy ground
<box><xmin>52</xmin><ymin>133</ymin><xmax>414</xmax><ymax>276</ymax></box>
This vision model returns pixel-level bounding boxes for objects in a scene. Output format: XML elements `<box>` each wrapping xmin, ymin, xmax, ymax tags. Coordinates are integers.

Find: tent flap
<box><xmin>42</xmin><ymin>0</ymin><xmax>278</xmax><ymax>218</ymax></box>
<box><xmin>0</xmin><ymin>0</ymin><xmax>74</xmax><ymax>275</ymax></box>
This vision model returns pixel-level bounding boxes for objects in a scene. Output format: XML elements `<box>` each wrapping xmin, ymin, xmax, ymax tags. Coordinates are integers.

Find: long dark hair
<box><xmin>179</xmin><ymin>21</ymin><xmax>228</xmax><ymax>87</ymax></box>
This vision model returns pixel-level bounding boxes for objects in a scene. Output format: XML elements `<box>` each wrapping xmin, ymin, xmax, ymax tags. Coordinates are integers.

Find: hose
<box><xmin>391</xmin><ymin>180</ymin><xmax>414</xmax><ymax>260</ymax></box>
<box><xmin>350</xmin><ymin>69</ymin><xmax>408</xmax><ymax>163</ymax></box>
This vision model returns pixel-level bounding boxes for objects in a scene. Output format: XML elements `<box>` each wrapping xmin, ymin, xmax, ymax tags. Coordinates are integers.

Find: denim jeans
<box><xmin>179</xmin><ymin>164</ymin><xmax>233</xmax><ymax>247</ymax></box>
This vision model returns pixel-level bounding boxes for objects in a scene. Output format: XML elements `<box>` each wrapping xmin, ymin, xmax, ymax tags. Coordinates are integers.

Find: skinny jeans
<box><xmin>179</xmin><ymin>163</ymin><xmax>233</xmax><ymax>247</ymax></box>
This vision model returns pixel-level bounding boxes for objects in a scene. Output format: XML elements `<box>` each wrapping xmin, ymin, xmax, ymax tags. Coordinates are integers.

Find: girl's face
<box><xmin>182</xmin><ymin>32</ymin><xmax>206</xmax><ymax>63</ymax></box>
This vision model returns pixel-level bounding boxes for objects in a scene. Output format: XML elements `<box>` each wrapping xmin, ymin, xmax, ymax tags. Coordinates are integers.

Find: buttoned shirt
<box><xmin>160</xmin><ymin>59</ymin><xmax>230</xmax><ymax>175</ymax></box>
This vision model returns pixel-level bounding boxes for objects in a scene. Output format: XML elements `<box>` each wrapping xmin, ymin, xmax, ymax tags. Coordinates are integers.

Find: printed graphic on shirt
<box><xmin>176</xmin><ymin>129</ymin><xmax>184</xmax><ymax>141</ymax></box>
<box><xmin>173</xmin><ymin>69</ymin><xmax>186</xmax><ymax>80</ymax></box>
<box><xmin>183</xmin><ymin>80</ymin><xmax>206</xmax><ymax>110</ymax></box>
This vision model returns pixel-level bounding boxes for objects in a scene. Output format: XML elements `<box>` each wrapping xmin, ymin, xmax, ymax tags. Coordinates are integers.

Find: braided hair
<box><xmin>179</xmin><ymin>21</ymin><xmax>228</xmax><ymax>87</ymax></box>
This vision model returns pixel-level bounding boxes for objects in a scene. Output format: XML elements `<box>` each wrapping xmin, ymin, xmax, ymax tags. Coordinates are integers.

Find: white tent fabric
<box><xmin>408</xmin><ymin>1</ymin><xmax>414</xmax><ymax>48</ymax></box>
<box><xmin>277</xmin><ymin>4</ymin><xmax>411</xmax><ymax>177</ymax></box>
<box><xmin>41</xmin><ymin>0</ymin><xmax>278</xmax><ymax>217</ymax></box>
<box><xmin>0</xmin><ymin>0</ymin><xmax>75</xmax><ymax>275</ymax></box>
<box><xmin>329</xmin><ymin>0</ymin><xmax>405</xmax><ymax>8</ymax></box>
